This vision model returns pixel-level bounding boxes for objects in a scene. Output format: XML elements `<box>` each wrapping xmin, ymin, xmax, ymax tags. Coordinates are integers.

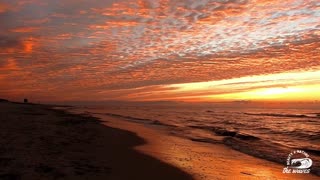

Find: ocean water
<box><xmin>71</xmin><ymin>103</ymin><xmax>320</xmax><ymax>175</ymax></box>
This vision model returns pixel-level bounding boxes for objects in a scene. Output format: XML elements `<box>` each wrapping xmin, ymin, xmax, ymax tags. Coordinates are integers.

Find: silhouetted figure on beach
<box><xmin>24</xmin><ymin>99</ymin><xmax>28</xmax><ymax>103</ymax></box>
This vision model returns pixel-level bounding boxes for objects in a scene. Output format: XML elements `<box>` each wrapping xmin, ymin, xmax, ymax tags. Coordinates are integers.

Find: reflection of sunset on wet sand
<box><xmin>98</xmin><ymin>115</ymin><xmax>318</xmax><ymax>180</ymax></box>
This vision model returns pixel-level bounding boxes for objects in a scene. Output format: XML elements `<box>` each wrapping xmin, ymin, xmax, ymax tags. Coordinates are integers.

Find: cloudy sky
<box><xmin>1</xmin><ymin>0</ymin><xmax>320</xmax><ymax>102</ymax></box>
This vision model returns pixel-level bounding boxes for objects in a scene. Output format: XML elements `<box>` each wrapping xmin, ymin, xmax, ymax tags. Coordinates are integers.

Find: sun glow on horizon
<box><xmin>254</xmin><ymin>87</ymin><xmax>301</xmax><ymax>96</ymax></box>
<box><xmin>205</xmin><ymin>85</ymin><xmax>320</xmax><ymax>101</ymax></box>
<box><xmin>162</xmin><ymin>70</ymin><xmax>320</xmax><ymax>102</ymax></box>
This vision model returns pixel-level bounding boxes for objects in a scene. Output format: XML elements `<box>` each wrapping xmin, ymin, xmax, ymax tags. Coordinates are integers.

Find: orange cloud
<box><xmin>11</xmin><ymin>27</ymin><xmax>40</xmax><ymax>33</ymax></box>
<box><xmin>0</xmin><ymin>0</ymin><xmax>319</xmax><ymax>102</ymax></box>
<box><xmin>23</xmin><ymin>39</ymin><xmax>34</xmax><ymax>53</ymax></box>
<box><xmin>0</xmin><ymin>58</ymin><xmax>20</xmax><ymax>71</ymax></box>
<box><xmin>0</xmin><ymin>2</ymin><xmax>12</xmax><ymax>13</ymax></box>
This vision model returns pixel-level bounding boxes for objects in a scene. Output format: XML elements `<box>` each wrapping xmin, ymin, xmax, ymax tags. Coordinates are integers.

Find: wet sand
<box><xmin>0</xmin><ymin>102</ymin><xmax>192</xmax><ymax>180</ymax></box>
<box><xmin>92</xmin><ymin>114</ymin><xmax>320</xmax><ymax>180</ymax></box>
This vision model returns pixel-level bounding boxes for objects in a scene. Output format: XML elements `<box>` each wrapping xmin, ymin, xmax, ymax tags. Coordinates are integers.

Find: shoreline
<box><xmin>0</xmin><ymin>102</ymin><xmax>192</xmax><ymax>179</ymax></box>
<box><xmin>89</xmin><ymin>110</ymin><xmax>319</xmax><ymax>180</ymax></box>
<box><xmin>84</xmin><ymin>110</ymin><xmax>320</xmax><ymax>176</ymax></box>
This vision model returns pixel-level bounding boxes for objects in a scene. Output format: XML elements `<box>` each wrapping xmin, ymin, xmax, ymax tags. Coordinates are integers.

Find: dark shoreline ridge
<box><xmin>0</xmin><ymin>101</ymin><xmax>192</xmax><ymax>180</ymax></box>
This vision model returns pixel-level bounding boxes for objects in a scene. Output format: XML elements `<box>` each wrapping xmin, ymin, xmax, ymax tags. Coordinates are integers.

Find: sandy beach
<box><xmin>0</xmin><ymin>101</ymin><xmax>318</xmax><ymax>180</ymax></box>
<box><xmin>0</xmin><ymin>101</ymin><xmax>191</xmax><ymax>180</ymax></box>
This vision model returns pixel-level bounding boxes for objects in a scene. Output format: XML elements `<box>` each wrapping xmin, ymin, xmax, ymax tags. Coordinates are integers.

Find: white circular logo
<box><xmin>283</xmin><ymin>150</ymin><xmax>312</xmax><ymax>174</ymax></box>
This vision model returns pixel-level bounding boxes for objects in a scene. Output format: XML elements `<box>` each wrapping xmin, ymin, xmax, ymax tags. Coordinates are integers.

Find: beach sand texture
<box><xmin>0</xmin><ymin>102</ymin><xmax>191</xmax><ymax>180</ymax></box>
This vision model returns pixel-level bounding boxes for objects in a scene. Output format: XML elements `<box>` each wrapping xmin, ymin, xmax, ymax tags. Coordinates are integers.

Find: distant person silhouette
<box><xmin>24</xmin><ymin>99</ymin><xmax>28</xmax><ymax>103</ymax></box>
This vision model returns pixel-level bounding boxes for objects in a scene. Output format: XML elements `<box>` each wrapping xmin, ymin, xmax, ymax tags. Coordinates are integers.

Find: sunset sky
<box><xmin>1</xmin><ymin>0</ymin><xmax>319</xmax><ymax>102</ymax></box>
